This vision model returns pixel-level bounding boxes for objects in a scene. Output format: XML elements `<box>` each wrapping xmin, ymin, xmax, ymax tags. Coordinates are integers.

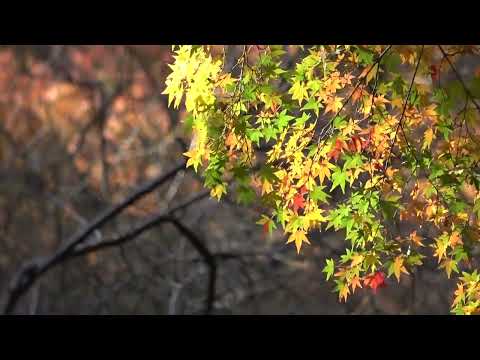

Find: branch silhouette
<box><xmin>2</xmin><ymin>160</ymin><xmax>220</xmax><ymax>314</ymax></box>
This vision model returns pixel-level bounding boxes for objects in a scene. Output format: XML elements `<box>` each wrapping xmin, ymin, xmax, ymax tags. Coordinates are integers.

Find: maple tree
<box><xmin>164</xmin><ymin>45</ymin><xmax>480</xmax><ymax>314</ymax></box>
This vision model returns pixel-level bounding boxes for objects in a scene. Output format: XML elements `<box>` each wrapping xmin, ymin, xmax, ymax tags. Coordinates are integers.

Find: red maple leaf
<box><xmin>363</xmin><ymin>271</ymin><xmax>387</xmax><ymax>294</ymax></box>
<box><xmin>430</xmin><ymin>64</ymin><xmax>440</xmax><ymax>83</ymax></box>
<box><xmin>347</xmin><ymin>135</ymin><xmax>363</xmax><ymax>153</ymax></box>
<box><xmin>263</xmin><ymin>222</ymin><xmax>269</xmax><ymax>235</ymax></box>
<box><xmin>328</xmin><ymin>139</ymin><xmax>347</xmax><ymax>162</ymax></box>
<box><xmin>292</xmin><ymin>193</ymin><xmax>306</xmax><ymax>213</ymax></box>
<box><xmin>299</xmin><ymin>185</ymin><xmax>308</xmax><ymax>196</ymax></box>
<box><xmin>357</xmin><ymin>127</ymin><xmax>375</xmax><ymax>152</ymax></box>
<box><xmin>373</xmin><ymin>162</ymin><xmax>383</xmax><ymax>171</ymax></box>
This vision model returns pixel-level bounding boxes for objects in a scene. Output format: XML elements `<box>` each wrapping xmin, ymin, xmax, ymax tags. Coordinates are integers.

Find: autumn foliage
<box><xmin>164</xmin><ymin>45</ymin><xmax>480</xmax><ymax>314</ymax></box>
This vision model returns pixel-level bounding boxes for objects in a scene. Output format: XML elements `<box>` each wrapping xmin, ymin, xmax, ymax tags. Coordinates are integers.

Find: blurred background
<box><xmin>0</xmin><ymin>45</ymin><xmax>467</xmax><ymax>314</ymax></box>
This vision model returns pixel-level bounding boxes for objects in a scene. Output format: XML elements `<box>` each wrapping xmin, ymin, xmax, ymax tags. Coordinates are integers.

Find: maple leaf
<box><xmin>310</xmin><ymin>185</ymin><xmax>330</xmax><ymax>203</ymax></box>
<box><xmin>291</xmin><ymin>193</ymin><xmax>306</xmax><ymax>213</ymax></box>
<box><xmin>184</xmin><ymin>149</ymin><xmax>202</xmax><ymax>172</ymax></box>
<box><xmin>434</xmin><ymin>238</ymin><xmax>449</xmax><ymax>263</ymax></box>
<box><xmin>256</xmin><ymin>215</ymin><xmax>277</xmax><ymax>236</ymax></box>
<box><xmin>276</xmin><ymin>110</ymin><xmax>295</xmax><ymax>130</ymax></box>
<box><xmin>351</xmin><ymin>254</ymin><xmax>364</xmax><ymax>267</ymax></box>
<box><xmin>422</xmin><ymin>128</ymin><xmax>435</xmax><ymax>150</ymax></box>
<box><xmin>323</xmin><ymin>259</ymin><xmax>335</xmax><ymax>280</ymax></box>
<box><xmin>330</xmin><ymin>167</ymin><xmax>348</xmax><ymax>194</ymax></box>
<box><xmin>324</xmin><ymin>96</ymin><xmax>343</xmax><ymax>115</ymax></box>
<box><xmin>338</xmin><ymin>283</ymin><xmax>350</xmax><ymax>302</ymax></box>
<box><xmin>313</xmin><ymin>160</ymin><xmax>336</xmax><ymax>184</ymax></box>
<box><xmin>210</xmin><ymin>183</ymin><xmax>227</xmax><ymax>201</ymax></box>
<box><xmin>440</xmin><ymin>258</ymin><xmax>459</xmax><ymax>279</ymax></box>
<box><xmin>373</xmin><ymin>94</ymin><xmax>390</xmax><ymax>107</ymax></box>
<box><xmin>347</xmin><ymin>135</ymin><xmax>363</xmax><ymax>153</ymax></box>
<box><xmin>351</xmin><ymin>86</ymin><xmax>364</xmax><ymax>104</ymax></box>
<box><xmin>304</xmin><ymin>208</ymin><xmax>327</xmax><ymax>228</ymax></box>
<box><xmin>385</xmin><ymin>167</ymin><xmax>398</xmax><ymax>179</ymax></box>
<box><xmin>341</xmin><ymin>120</ymin><xmax>362</xmax><ymax>137</ymax></box>
<box><xmin>409</xmin><ymin>231</ymin><xmax>425</xmax><ymax>247</ymax></box>
<box><xmin>350</xmin><ymin>276</ymin><xmax>363</xmax><ymax>294</ymax></box>
<box><xmin>261</xmin><ymin>179</ymin><xmax>274</xmax><ymax>195</ymax></box>
<box><xmin>422</xmin><ymin>104</ymin><xmax>438</xmax><ymax>120</ymax></box>
<box><xmin>263</xmin><ymin>222</ymin><xmax>269</xmax><ymax>234</ymax></box>
<box><xmin>452</xmin><ymin>283</ymin><xmax>465</xmax><ymax>307</ymax></box>
<box><xmin>287</xmin><ymin>230</ymin><xmax>311</xmax><ymax>254</ymax></box>
<box><xmin>363</xmin><ymin>272</ymin><xmax>387</xmax><ymax>293</ymax></box>
<box><xmin>430</xmin><ymin>64</ymin><xmax>440</xmax><ymax>83</ymax></box>
<box><xmin>449</xmin><ymin>231</ymin><xmax>463</xmax><ymax>248</ymax></box>
<box><xmin>290</xmin><ymin>81</ymin><xmax>309</xmax><ymax>105</ymax></box>
<box><xmin>327</xmin><ymin>139</ymin><xmax>347</xmax><ymax>162</ymax></box>
<box><xmin>393</xmin><ymin>256</ymin><xmax>409</xmax><ymax>282</ymax></box>
<box><xmin>391</xmin><ymin>97</ymin><xmax>404</xmax><ymax>109</ymax></box>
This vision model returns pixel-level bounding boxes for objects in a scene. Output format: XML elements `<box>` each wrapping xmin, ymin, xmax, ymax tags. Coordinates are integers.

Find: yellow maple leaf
<box><xmin>385</xmin><ymin>167</ymin><xmax>398</xmax><ymax>179</ymax></box>
<box><xmin>393</xmin><ymin>256</ymin><xmax>409</xmax><ymax>282</ymax></box>
<box><xmin>351</xmin><ymin>254</ymin><xmax>364</xmax><ymax>267</ymax></box>
<box><xmin>313</xmin><ymin>160</ymin><xmax>336</xmax><ymax>184</ymax></box>
<box><xmin>425</xmin><ymin>202</ymin><xmax>437</xmax><ymax>219</ymax></box>
<box><xmin>452</xmin><ymin>283</ymin><xmax>464</xmax><ymax>307</ymax></box>
<box><xmin>422</xmin><ymin>104</ymin><xmax>438</xmax><ymax>121</ymax></box>
<box><xmin>325</xmin><ymin>77</ymin><xmax>342</xmax><ymax>94</ymax></box>
<box><xmin>346</xmin><ymin>167</ymin><xmax>363</xmax><ymax>185</ymax></box>
<box><xmin>440</xmin><ymin>258</ymin><xmax>456</xmax><ymax>279</ymax></box>
<box><xmin>286</xmin><ymin>230</ymin><xmax>311</xmax><ymax>254</ymax></box>
<box><xmin>183</xmin><ymin>149</ymin><xmax>202</xmax><ymax>172</ymax></box>
<box><xmin>422</xmin><ymin>128</ymin><xmax>435</xmax><ymax>150</ymax></box>
<box><xmin>304</xmin><ymin>208</ymin><xmax>326</xmax><ymax>228</ymax></box>
<box><xmin>434</xmin><ymin>239</ymin><xmax>448</xmax><ymax>263</ymax></box>
<box><xmin>290</xmin><ymin>81</ymin><xmax>309</xmax><ymax>105</ymax></box>
<box><xmin>366</xmin><ymin>64</ymin><xmax>378</xmax><ymax>85</ymax></box>
<box><xmin>341</xmin><ymin>120</ymin><xmax>362</xmax><ymax>137</ymax></box>
<box><xmin>324</xmin><ymin>96</ymin><xmax>343</xmax><ymax>114</ymax></box>
<box><xmin>215</xmin><ymin>73</ymin><xmax>236</xmax><ymax>88</ymax></box>
<box><xmin>261</xmin><ymin>179</ymin><xmax>274</xmax><ymax>195</ymax></box>
<box><xmin>338</xmin><ymin>283</ymin><xmax>350</xmax><ymax>302</ymax></box>
<box><xmin>391</xmin><ymin>97</ymin><xmax>404</xmax><ymax>109</ymax></box>
<box><xmin>361</xmin><ymin>94</ymin><xmax>373</xmax><ymax>116</ymax></box>
<box><xmin>210</xmin><ymin>183</ymin><xmax>227</xmax><ymax>201</ymax></box>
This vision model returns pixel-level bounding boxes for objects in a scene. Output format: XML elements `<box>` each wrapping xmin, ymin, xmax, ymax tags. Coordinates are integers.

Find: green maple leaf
<box><xmin>310</xmin><ymin>185</ymin><xmax>330</xmax><ymax>203</ymax></box>
<box><xmin>246</xmin><ymin>128</ymin><xmax>263</xmax><ymax>146</ymax></box>
<box><xmin>323</xmin><ymin>259</ymin><xmax>335</xmax><ymax>281</ymax></box>
<box><xmin>259</xmin><ymin>165</ymin><xmax>280</xmax><ymax>182</ymax></box>
<box><xmin>343</xmin><ymin>154</ymin><xmax>364</xmax><ymax>170</ymax></box>
<box><xmin>263</xmin><ymin>126</ymin><xmax>278</xmax><ymax>142</ymax></box>
<box><xmin>237</xmin><ymin>185</ymin><xmax>256</xmax><ymax>205</ymax></box>
<box><xmin>276</xmin><ymin>110</ymin><xmax>295</xmax><ymax>130</ymax></box>
<box><xmin>331</xmin><ymin>167</ymin><xmax>348</xmax><ymax>194</ymax></box>
<box><xmin>301</xmin><ymin>98</ymin><xmax>322</xmax><ymax>116</ymax></box>
<box><xmin>295</xmin><ymin>112</ymin><xmax>310</xmax><ymax>127</ymax></box>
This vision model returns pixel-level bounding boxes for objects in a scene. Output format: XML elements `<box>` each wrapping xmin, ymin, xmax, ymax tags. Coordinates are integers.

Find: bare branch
<box><xmin>3</xmin><ymin>160</ymin><xmax>187</xmax><ymax>314</ymax></box>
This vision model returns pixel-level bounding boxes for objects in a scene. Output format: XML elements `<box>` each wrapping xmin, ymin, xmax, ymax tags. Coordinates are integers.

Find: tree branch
<box><xmin>3</xmin><ymin>160</ymin><xmax>187</xmax><ymax>314</ymax></box>
<box><xmin>438</xmin><ymin>45</ymin><xmax>480</xmax><ymax>113</ymax></box>
<box><xmin>168</xmin><ymin>218</ymin><xmax>217</xmax><ymax>314</ymax></box>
